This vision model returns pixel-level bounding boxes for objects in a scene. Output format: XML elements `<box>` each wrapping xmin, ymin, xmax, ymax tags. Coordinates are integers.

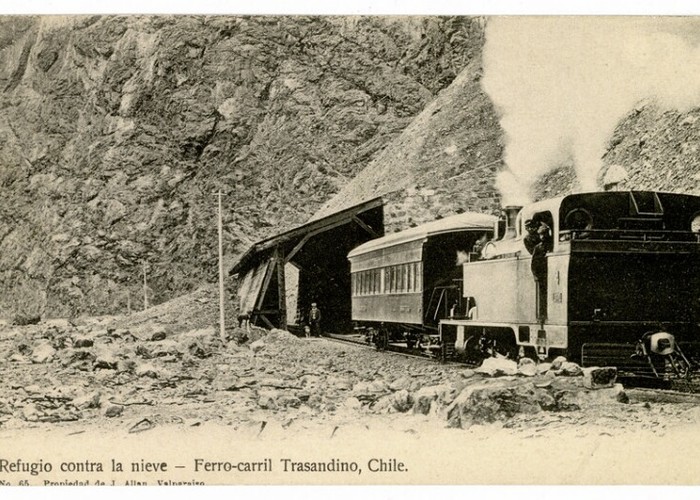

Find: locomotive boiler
<box><xmin>439</xmin><ymin>190</ymin><xmax>700</xmax><ymax>377</ymax></box>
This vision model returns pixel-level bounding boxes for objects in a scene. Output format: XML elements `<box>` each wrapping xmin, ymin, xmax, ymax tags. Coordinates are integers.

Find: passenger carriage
<box><xmin>347</xmin><ymin>212</ymin><xmax>496</xmax><ymax>351</ymax></box>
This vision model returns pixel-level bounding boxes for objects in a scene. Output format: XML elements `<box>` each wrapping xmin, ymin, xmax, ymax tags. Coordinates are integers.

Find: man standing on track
<box><xmin>309</xmin><ymin>303</ymin><xmax>322</xmax><ymax>337</ymax></box>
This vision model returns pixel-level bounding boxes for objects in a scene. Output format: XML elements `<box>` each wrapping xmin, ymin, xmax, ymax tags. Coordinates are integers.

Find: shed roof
<box><xmin>230</xmin><ymin>197</ymin><xmax>384</xmax><ymax>275</ymax></box>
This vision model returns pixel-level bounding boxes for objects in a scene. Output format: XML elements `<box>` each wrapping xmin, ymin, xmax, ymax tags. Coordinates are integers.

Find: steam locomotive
<box><xmin>349</xmin><ymin>191</ymin><xmax>700</xmax><ymax>378</ymax></box>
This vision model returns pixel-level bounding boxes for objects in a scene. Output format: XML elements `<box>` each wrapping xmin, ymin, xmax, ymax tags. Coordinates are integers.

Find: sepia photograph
<box><xmin>1</xmin><ymin>4</ymin><xmax>700</xmax><ymax>490</ymax></box>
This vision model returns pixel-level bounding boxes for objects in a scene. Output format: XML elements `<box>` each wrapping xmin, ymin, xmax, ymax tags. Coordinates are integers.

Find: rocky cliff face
<box><xmin>0</xmin><ymin>15</ymin><xmax>486</xmax><ymax>318</ymax></box>
<box><xmin>312</xmin><ymin>47</ymin><xmax>503</xmax><ymax>233</ymax></box>
<box><xmin>4</xmin><ymin>15</ymin><xmax>698</xmax><ymax>320</ymax></box>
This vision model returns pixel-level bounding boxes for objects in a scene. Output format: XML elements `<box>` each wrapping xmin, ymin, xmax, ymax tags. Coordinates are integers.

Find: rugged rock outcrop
<box><xmin>0</xmin><ymin>15</ymin><xmax>486</xmax><ymax>317</ymax></box>
<box><xmin>2</xmin><ymin>15</ymin><xmax>699</xmax><ymax>320</ymax></box>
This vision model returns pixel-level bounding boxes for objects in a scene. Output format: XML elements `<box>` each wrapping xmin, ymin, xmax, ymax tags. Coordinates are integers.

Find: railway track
<box><xmin>323</xmin><ymin>333</ymin><xmax>467</xmax><ymax>365</ymax></box>
<box><xmin>322</xmin><ymin>333</ymin><xmax>700</xmax><ymax>394</ymax></box>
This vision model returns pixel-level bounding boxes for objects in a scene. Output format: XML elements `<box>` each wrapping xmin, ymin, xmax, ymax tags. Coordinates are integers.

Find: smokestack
<box><xmin>502</xmin><ymin>205</ymin><xmax>522</xmax><ymax>240</ymax></box>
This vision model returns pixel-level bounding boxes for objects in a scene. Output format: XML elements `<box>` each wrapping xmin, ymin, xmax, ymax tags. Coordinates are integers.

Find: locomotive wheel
<box><xmin>493</xmin><ymin>340</ymin><xmax>519</xmax><ymax>361</ymax></box>
<box><xmin>463</xmin><ymin>335</ymin><xmax>486</xmax><ymax>364</ymax></box>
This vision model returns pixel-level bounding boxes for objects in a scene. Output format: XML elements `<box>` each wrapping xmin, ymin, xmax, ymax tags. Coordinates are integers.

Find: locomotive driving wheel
<box><xmin>465</xmin><ymin>330</ymin><xmax>519</xmax><ymax>363</ymax></box>
<box><xmin>462</xmin><ymin>335</ymin><xmax>486</xmax><ymax>365</ymax></box>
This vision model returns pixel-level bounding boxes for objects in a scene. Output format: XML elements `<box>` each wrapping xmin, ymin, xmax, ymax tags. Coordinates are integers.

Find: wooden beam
<box><xmin>353</xmin><ymin>215</ymin><xmax>381</xmax><ymax>238</ymax></box>
<box><xmin>254</xmin><ymin>258</ymin><xmax>276</xmax><ymax>311</ymax></box>
<box><xmin>258</xmin><ymin>314</ymin><xmax>275</xmax><ymax>329</ymax></box>
<box><xmin>231</xmin><ymin>197</ymin><xmax>383</xmax><ymax>275</ymax></box>
<box><xmin>284</xmin><ymin>232</ymin><xmax>312</xmax><ymax>263</ymax></box>
<box><xmin>285</xmin><ymin>215</ymin><xmax>372</xmax><ymax>264</ymax></box>
<box><xmin>276</xmin><ymin>246</ymin><xmax>287</xmax><ymax>331</ymax></box>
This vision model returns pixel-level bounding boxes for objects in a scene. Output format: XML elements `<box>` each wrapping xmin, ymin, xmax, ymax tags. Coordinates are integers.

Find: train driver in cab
<box><xmin>524</xmin><ymin>217</ymin><xmax>552</xmax><ymax>255</ymax></box>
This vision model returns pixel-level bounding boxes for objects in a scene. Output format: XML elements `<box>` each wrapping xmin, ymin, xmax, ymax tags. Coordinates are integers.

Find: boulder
<box><xmin>555</xmin><ymin>383</ymin><xmax>628</xmax><ymax>410</ymax></box>
<box><xmin>250</xmin><ymin>340</ymin><xmax>265</xmax><ymax>354</ymax></box>
<box><xmin>73</xmin><ymin>337</ymin><xmax>94</xmax><ymax>348</ymax></box>
<box><xmin>352</xmin><ymin>380</ymin><xmax>390</xmax><ymax>402</ymax></box>
<box><xmin>73</xmin><ymin>392</ymin><xmax>101</xmax><ymax>410</ymax></box>
<box><xmin>13</xmin><ymin>314</ymin><xmax>40</xmax><ymax>326</ymax></box>
<box><xmin>0</xmin><ymin>400</ymin><xmax>12</xmax><ymax>415</ymax></box>
<box><xmin>257</xmin><ymin>390</ymin><xmax>279</xmax><ymax>410</ymax></box>
<box><xmin>58</xmin><ymin>349</ymin><xmax>96</xmax><ymax>369</ymax></box>
<box><xmin>446</xmin><ymin>381</ymin><xmax>555</xmax><ymax>428</ymax></box>
<box><xmin>276</xmin><ymin>394</ymin><xmax>302</xmax><ymax>409</ymax></box>
<box><xmin>550</xmin><ymin>356</ymin><xmax>567</xmax><ymax>371</ymax></box>
<box><xmin>583</xmin><ymin>366</ymin><xmax>618</xmax><ymax>389</ymax></box>
<box><xmin>104</xmin><ymin>404</ymin><xmax>123</xmax><ymax>418</ymax></box>
<box><xmin>110</xmin><ymin>329</ymin><xmax>137</xmax><ymax>342</ymax></box>
<box><xmin>536</xmin><ymin>362</ymin><xmax>552</xmax><ymax>375</ymax></box>
<box><xmin>187</xmin><ymin>339</ymin><xmax>211</xmax><ymax>359</ymax></box>
<box><xmin>146</xmin><ymin>340</ymin><xmax>183</xmax><ymax>358</ymax></box>
<box><xmin>135</xmin><ymin>363</ymin><xmax>160</xmax><ymax>378</ymax></box>
<box><xmin>150</xmin><ymin>328</ymin><xmax>167</xmax><ymax>341</ymax></box>
<box><xmin>388</xmin><ymin>389</ymin><xmax>413</xmax><ymax>413</ymax></box>
<box><xmin>295</xmin><ymin>390</ymin><xmax>311</xmax><ymax>402</ymax></box>
<box><xmin>517</xmin><ymin>358</ymin><xmax>537</xmax><ymax>377</ymax></box>
<box><xmin>556</xmin><ymin>361</ymin><xmax>583</xmax><ymax>377</ymax></box>
<box><xmin>94</xmin><ymin>351</ymin><xmax>119</xmax><ymax>370</ymax></box>
<box><xmin>329</xmin><ymin>377</ymin><xmax>353</xmax><ymax>391</ymax></box>
<box><xmin>412</xmin><ymin>384</ymin><xmax>453</xmax><ymax>415</ymax></box>
<box><xmin>117</xmin><ymin>359</ymin><xmax>136</xmax><ymax>373</ymax></box>
<box><xmin>475</xmin><ymin>357</ymin><xmax>518</xmax><ymax>377</ymax></box>
<box><xmin>135</xmin><ymin>345</ymin><xmax>153</xmax><ymax>359</ymax></box>
<box><xmin>389</xmin><ymin>376</ymin><xmax>412</xmax><ymax>391</ymax></box>
<box><xmin>31</xmin><ymin>342</ymin><xmax>56</xmax><ymax>364</ymax></box>
<box><xmin>22</xmin><ymin>403</ymin><xmax>40</xmax><ymax>421</ymax></box>
<box><xmin>342</xmin><ymin>397</ymin><xmax>362</xmax><ymax>410</ymax></box>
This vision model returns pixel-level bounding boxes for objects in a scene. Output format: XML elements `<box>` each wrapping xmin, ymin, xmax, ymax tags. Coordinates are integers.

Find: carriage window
<box><xmin>416</xmin><ymin>262</ymin><xmax>423</xmax><ymax>291</ymax></box>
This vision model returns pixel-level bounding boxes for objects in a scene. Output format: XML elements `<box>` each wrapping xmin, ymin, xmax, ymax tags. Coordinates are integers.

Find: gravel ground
<box><xmin>3</xmin><ymin>296</ymin><xmax>700</xmax><ymax>485</ymax></box>
<box><xmin>1</xmin><ymin>300</ymin><xmax>700</xmax><ymax>439</ymax></box>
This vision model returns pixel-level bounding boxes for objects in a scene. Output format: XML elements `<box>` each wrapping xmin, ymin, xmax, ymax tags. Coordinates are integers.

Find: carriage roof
<box><xmin>348</xmin><ymin>211</ymin><xmax>497</xmax><ymax>259</ymax></box>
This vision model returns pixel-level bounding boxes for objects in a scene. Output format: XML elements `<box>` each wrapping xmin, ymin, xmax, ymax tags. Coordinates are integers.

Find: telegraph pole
<box><xmin>142</xmin><ymin>261</ymin><xmax>149</xmax><ymax>310</ymax></box>
<box><xmin>215</xmin><ymin>190</ymin><xmax>226</xmax><ymax>341</ymax></box>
